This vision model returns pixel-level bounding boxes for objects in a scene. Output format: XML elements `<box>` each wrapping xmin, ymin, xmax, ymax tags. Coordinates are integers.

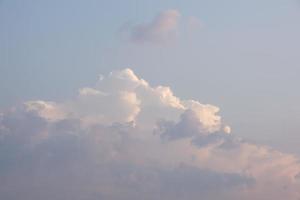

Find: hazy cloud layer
<box><xmin>1</xmin><ymin>69</ymin><xmax>300</xmax><ymax>200</ymax></box>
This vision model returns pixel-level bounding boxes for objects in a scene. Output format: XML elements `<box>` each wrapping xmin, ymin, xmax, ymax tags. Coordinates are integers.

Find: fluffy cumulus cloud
<box><xmin>0</xmin><ymin>68</ymin><xmax>300</xmax><ymax>200</ymax></box>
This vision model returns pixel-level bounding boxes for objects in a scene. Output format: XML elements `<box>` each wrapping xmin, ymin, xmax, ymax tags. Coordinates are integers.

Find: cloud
<box><xmin>223</xmin><ymin>125</ymin><xmax>231</xmax><ymax>134</ymax></box>
<box><xmin>159</xmin><ymin>108</ymin><xmax>223</xmax><ymax>141</ymax></box>
<box><xmin>25</xmin><ymin>101</ymin><xmax>66</xmax><ymax>122</ymax></box>
<box><xmin>130</xmin><ymin>9</ymin><xmax>181</xmax><ymax>44</ymax></box>
<box><xmin>0</xmin><ymin>68</ymin><xmax>300</xmax><ymax>200</ymax></box>
<box><xmin>125</xmin><ymin>10</ymin><xmax>205</xmax><ymax>45</ymax></box>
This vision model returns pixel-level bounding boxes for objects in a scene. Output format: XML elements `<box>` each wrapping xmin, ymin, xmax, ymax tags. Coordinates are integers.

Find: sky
<box><xmin>1</xmin><ymin>0</ymin><xmax>300</xmax><ymax>199</ymax></box>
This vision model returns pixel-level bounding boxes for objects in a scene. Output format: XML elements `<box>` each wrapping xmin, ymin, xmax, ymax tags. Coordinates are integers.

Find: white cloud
<box><xmin>223</xmin><ymin>125</ymin><xmax>231</xmax><ymax>134</ymax></box>
<box><xmin>24</xmin><ymin>101</ymin><xmax>66</xmax><ymax>122</ymax></box>
<box><xmin>0</xmin><ymin>68</ymin><xmax>300</xmax><ymax>200</ymax></box>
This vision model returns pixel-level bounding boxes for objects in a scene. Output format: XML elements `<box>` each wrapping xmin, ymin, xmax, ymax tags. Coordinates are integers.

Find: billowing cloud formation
<box><xmin>0</xmin><ymin>69</ymin><xmax>300</xmax><ymax>200</ymax></box>
<box><xmin>130</xmin><ymin>9</ymin><xmax>181</xmax><ymax>44</ymax></box>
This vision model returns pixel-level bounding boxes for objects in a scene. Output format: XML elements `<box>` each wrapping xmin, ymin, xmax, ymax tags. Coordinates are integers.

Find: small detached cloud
<box><xmin>124</xmin><ymin>9</ymin><xmax>205</xmax><ymax>45</ymax></box>
<box><xmin>0</xmin><ymin>68</ymin><xmax>300</xmax><ymax>200</ymax></box>
<box><xmin>130</xmin><ymin>9</ymin><xmax>181</xmax><ymax>44</ymax></box>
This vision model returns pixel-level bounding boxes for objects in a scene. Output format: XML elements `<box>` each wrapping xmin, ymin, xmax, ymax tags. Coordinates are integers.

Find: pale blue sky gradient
<box><xmin>1</xmin><ymin>0</ymin><xmax>300</xmax><ymax>155</ymax></box>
